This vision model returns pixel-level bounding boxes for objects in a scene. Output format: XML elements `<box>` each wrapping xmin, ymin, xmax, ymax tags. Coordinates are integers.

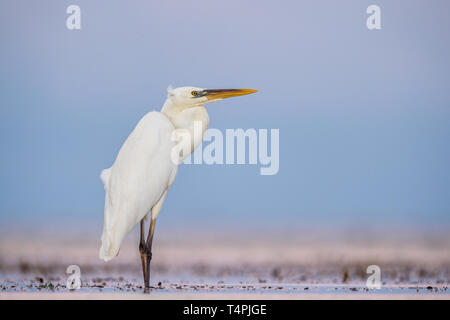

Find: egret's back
<box><xmin>100</xmin><ymin>111</ymin><xmax>178</xmax><ymax>261</ymax></box>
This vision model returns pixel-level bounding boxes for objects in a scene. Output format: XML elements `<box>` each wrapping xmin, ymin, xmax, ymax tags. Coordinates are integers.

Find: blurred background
<box><xmin>0</xmin><ymin>1</ymin><xmax>449</xmax><ymax>284</ymax></box>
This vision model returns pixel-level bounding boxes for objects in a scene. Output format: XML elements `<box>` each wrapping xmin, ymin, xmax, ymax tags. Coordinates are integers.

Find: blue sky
<box><xmin>1</xmin><ymin>0</ymin><xmax>449</xmax><ymax>230</ymax></box>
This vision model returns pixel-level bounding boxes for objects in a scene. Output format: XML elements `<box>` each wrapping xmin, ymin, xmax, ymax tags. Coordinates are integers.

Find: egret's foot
<box><xmin>139</xmin><ymin>244</ymin><xmax>153</xmax><ymax>293</ymax></box>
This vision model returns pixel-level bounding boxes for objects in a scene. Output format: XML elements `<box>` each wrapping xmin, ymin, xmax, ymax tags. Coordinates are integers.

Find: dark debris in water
<box><xmin>0</xmin><ymin>276</ymin><xmax>449</xmax><ymax>297</ymax></box>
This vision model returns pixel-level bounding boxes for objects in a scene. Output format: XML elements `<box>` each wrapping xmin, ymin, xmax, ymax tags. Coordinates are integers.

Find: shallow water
<box><xmin>1</xmin><ymin>230</ymin><xmax>449</xmax><ymax>299</ymax></box>
<box><xmin>2</xmin><ymin>271</ymin><xmax>449</xmax><ymax>299</ymax></box>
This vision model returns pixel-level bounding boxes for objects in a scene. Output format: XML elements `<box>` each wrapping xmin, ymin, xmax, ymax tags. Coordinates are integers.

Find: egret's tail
<box><xmin>99</xmin><ymin>228</ymin><xmax>121</xmax><ymax>262</ymax></box>
<box><xmin>99</xmin><ymin>167</ymin><xmax>119</xmax><ymax>261</ymax></box>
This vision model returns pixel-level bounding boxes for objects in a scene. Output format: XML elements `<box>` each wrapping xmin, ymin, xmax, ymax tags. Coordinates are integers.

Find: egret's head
<box><xmin>166</xmin><ymin>86</ymin><xmax>258</xmax><ymax>108</ymax></box>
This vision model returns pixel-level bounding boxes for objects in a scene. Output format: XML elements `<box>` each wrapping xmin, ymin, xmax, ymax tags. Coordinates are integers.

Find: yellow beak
<box><xmin>204</xmin><ymin>88</ymin><xmax>258</xmax><ymax>100</ymax></box>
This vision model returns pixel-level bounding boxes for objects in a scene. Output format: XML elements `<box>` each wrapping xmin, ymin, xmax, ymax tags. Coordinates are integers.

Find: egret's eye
<box><xmin>191</xmin><ymin>91</ymin><xmax>198</xmax><ymax>97</ymax></box>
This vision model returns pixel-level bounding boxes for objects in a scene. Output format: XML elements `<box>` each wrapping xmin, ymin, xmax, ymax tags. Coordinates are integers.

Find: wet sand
<box><xmin>1</xmin><ymin>228</ymin><xmax>449</xmax><ymax>299</ymax></box>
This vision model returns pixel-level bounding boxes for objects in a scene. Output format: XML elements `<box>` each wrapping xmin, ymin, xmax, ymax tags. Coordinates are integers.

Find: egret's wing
<box><xmin>100</xmin><ymin>111</ymin><xmax>178</xmax><ymax>261</ymax></box>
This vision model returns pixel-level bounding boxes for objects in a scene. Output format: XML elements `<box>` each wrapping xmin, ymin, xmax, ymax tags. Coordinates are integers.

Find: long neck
<box><xmin>161</xmin><ymin>98</ymin><xmax>210</xmax><ymax>156</ymax></box>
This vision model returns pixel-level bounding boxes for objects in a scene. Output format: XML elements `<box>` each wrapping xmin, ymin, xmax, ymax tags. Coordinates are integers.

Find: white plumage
<box><xmin>100</xmin><ymin>111</ymin><xmax>177</xmax><ymax>261</ymax></box>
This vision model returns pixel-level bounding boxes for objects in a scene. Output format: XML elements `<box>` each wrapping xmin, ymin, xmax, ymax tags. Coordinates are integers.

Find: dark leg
<box><xmin>139</xmin><ymin>219</ymin><xmax>149</xmax><ymax>292</ymax></box>
<box><xmin>139</xmin><ymin>217</ymin><xmax>156</xmax><ymax>293</ymax></box>
<box><xmin>144</xmin><ymin>218</ymin><xmax>156</xmax><ymax>291</ymax></box>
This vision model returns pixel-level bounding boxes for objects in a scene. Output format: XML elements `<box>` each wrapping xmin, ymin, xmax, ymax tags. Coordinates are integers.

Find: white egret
<box><xmin>99</xmin><ymin>86</ymin><xmax>257</xmax><ymax>292</ymax></box>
